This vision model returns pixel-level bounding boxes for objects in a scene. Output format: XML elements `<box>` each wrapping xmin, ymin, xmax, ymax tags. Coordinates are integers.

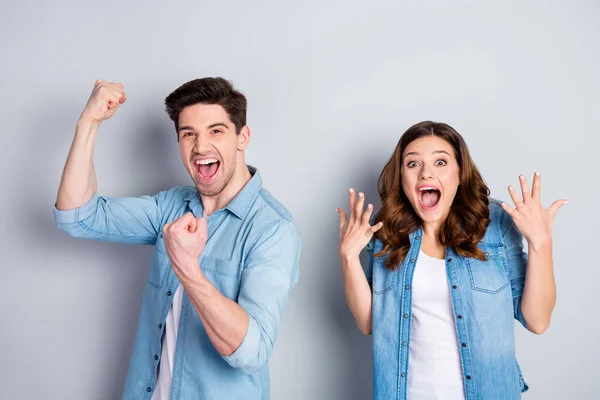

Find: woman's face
<box><xmin>401</xmin><ymin>136</ymin><xmax>460</xmax><ymax>226</ymax></box>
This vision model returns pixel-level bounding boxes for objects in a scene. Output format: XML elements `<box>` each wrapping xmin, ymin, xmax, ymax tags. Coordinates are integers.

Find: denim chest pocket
<box><xmin>372</xmin><ymin>257</ymin><xmax>398</xmax><ymax>295</ymax></box>
<box><xmin>149</xmin><ymin>237</ymin><xmax>242</xmax><ymax>298</ymax></box>
<box><xmin>201</xmin><ymin>256</ymin><xmax>242</xmax><ymax>300</ymax></box>
<box><xmin>149</xmin><ymin>235</ymin><xmax>170</xmax><ymax>288</ymax></box>
<box><xmin>465</xmin><ymin>244</ymin><xmax>509</xmax><ymax>294</ymax></box>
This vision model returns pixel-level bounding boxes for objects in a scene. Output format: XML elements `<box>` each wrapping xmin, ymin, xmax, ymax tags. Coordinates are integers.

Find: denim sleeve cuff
<box><xmin>365</xmin><ymin>237</ymin><xmax>375</xmax><ymax>256</ymax></box>
<box><xmin>514</xmin><ymin>297</ymin><xmax>528</xmax><ymax>329</ymax></box>
<box><xmin>53</xmin><ymin>194</ymin><xmax>100</xmax><ymax>224</ymax></box>
<box><xmin>222</xmin><ymin>315</ymin><xmax>261</xmax><ymax>370</ymax></box>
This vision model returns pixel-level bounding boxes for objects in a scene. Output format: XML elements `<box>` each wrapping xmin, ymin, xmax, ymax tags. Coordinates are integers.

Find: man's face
<box><xmin>177</xmin><ymin>103</ymin><xmax>249</xmax><ymax>196</ymax></box>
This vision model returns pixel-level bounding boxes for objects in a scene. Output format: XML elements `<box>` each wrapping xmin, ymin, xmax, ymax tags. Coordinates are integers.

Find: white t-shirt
<box><xmin>407</xmin><ymin>251</ymin><xmax>466</xmax><ymax>400</ymax></box>
<box><xmin>152</xmin><ymin>285</ymin><xmax>183</xmax><ymax>400</ymax></box>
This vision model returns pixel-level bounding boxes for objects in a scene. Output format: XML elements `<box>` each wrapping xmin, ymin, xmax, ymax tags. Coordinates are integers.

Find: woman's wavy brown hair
<box><xmin>374</xmin><ymin>121</ymin><xmax>490</xmax><ymax>270</ymax></box>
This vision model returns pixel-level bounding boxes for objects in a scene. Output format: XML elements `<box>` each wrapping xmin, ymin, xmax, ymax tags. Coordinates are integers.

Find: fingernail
<box><xmin>519</xmin><ymin>175</ymin><xmax>525</xmax><ymax>180</ymax></box>
<box><xmin>535</xmin><ymin>172</ymin><xmax>540</xmax><ymax>176</ymax></box>
<box><xmin>349</xmin><ymin>188</ymin><xmax>354</xmax><ymax>193</ymax></box>
<box><xmin>509</xmin><ymin>186</ymin><xmax>514</xmax><ymax>191</ymax></box>
<box><xmin>368</xmin><ymin>204</ymin><xmax>373</xmax><ymax>209</ymax></box>
<box><xmin>359</xmin><ymin>192</ymin><xmax>364</xmax><ymax>198</ymax></box>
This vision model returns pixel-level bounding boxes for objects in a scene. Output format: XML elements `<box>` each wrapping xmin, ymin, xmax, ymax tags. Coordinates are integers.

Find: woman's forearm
<box><xmin>341</xmin><ymin>255</ymin><xmax>373</xmax><ymax>335</ymax></box>
<box><xmin>520</xmin><ymin>239</ymin><xmax>556</xmax><ymax>334</ymax></box>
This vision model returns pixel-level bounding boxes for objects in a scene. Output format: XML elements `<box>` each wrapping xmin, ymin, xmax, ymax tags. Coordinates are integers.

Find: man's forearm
<box><xmin>180</xmin><ymin>262</ymin><xmax>249</xmax><ymax>356</ymax></box>
<box><xmin>56</xmin><ymin>119</ymin><xmax>99</xmax><ymax>210</ymax></box>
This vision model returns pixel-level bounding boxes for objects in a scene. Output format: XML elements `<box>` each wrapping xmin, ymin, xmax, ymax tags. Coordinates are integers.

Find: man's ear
<box><xmin>237</xmin><ymin>126</ymin><xmax>251</xmax><ymax>151</ymax></box>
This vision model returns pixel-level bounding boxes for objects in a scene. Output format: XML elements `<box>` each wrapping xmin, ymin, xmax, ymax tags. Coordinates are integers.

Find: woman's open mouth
<box><xmin>194</xmin><ymin>158</ymin><xmax>220</xmax><ymax>183</ymax></box>
<box><xmin>418</xmin><ymin>186</ymin><xmax>441</xmax><ymax>211</ymax></box>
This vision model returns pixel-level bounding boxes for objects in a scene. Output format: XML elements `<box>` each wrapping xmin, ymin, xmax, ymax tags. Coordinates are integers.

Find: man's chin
<box><xmin>194</xmin><ymin>179</ymin><xmax>227</xmax><ymax>197</ymax></box>
<box><xmin>196</xmin><ymin>184</ymin><xmax>219</xmax><ymax>197</ymax></box>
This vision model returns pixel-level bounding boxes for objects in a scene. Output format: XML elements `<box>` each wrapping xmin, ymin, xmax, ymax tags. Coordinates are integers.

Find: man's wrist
<box><xmin>74</xmin><ymin>118</ymin><xmax>100</xmax><ymax>147</ymax></box>
<box><xmin>175</xmin><ymin>259</ymin><xmax>203</xmax><ymax>283</ymax></box>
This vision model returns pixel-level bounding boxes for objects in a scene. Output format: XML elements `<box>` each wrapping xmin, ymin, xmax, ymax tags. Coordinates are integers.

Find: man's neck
<box><xmin>201</xmin><ymin>162</ymin><xmax>252</xmax><ymax>216</ymax></box>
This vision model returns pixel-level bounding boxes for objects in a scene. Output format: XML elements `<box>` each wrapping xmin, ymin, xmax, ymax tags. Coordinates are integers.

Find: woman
<box><xmin>337</xmin><ymin>121</ymin><xmax>565</xmax><ymax>400</ymax></box>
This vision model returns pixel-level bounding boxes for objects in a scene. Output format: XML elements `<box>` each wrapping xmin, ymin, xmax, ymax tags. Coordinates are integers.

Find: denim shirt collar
<box><xmin>408</xmin><ymin>227</ymin><xmax>423</xmax><ymax>246</ymax></box>
<box><xmin>184</xmin><ymin>165</ymin><xmax>262</xmax><ymax>220</ymax></box>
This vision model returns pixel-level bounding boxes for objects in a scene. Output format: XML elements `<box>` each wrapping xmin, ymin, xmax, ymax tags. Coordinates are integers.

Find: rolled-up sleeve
<box><xmin>500</xmin><ymin>208</ymin><xmax>529</xmax><ymax>328</ymax></box>
<box><xmin>221</xmin><ymin>220</ymin><xmax>301</xmax><ymax>375</ymax></box>
<box><xmin>364</xmin><ymin>237</ymin><xmax>376</xmax><ymax>289</ymax></box>
<box><xmin>53</xmin><ymin>192</ymin><xmax>164</xmax><ymax>245</ymax></box>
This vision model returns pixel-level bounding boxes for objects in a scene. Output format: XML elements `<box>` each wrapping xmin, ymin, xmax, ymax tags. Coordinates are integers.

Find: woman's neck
<box><xmin>422</xmin><ymin>220</ymin><xmax>442</xmax><ymax>239</ymax></box>
<box><xmin>420</xmin><ymin>221</ymin><xmax>445</xmax><ymax>259</ymax></box>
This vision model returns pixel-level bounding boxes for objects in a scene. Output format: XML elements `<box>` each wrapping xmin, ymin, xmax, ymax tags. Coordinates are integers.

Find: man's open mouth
<box><xmin>195</xmin><ymin>158</ymin><xmax>220</xmax><ymax>180</ymax></box>
<box><xmin>418</xmin><ymin>186</ymin><xmax>441</xmax><ymax>209</ymax></box>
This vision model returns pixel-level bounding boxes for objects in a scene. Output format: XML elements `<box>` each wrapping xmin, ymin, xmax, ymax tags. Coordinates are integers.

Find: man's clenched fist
<box><xmin>80</xmin><ymin>79</ymin><xmax>127</xmax><ymax>124</ymax></box>
<box><xmin>162</xmin><ymin>213</ymin><xmax>208</xmax><ymax>281</ymax></box>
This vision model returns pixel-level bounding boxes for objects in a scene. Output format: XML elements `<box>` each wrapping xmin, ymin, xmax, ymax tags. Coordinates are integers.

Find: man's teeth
<box><xmin>195</xmin><ymin>159</ymin><xmax>218</xmax><ymax>165</ymax></box>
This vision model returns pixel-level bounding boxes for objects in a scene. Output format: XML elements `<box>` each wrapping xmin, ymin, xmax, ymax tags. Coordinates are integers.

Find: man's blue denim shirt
<box><xmin>54</xmin><ymin>167</ymin><xmax>301</xmax><ymax>400</ymax></box>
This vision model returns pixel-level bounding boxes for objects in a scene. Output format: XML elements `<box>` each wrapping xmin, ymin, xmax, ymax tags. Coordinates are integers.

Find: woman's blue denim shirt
<box><xmin>366</xmin><ymin>200</ymin><xmax>529</xmax><ymax>400</ymax></box>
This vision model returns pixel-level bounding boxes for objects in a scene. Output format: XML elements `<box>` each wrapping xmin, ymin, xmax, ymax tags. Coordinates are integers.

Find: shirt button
<box><xmin>401</xmin><ymin>373</ymin><xmax>406</xmax><ymax>377</ymax></box>
<box><xmin>403</xmin><ymin>314</ymin><xmax>409</xmax><ymax>319</ymax></box>
<box><xmin>167</xmin><ymin>291</ymin><xmax>172</xmax><ymax>296</ymax></box>
<box><xmin>484</xmin><ymin>252</ymin><xmax>489</xmax><ymax>257</ymax></box>
<box><xmin>410</xmin><ymin>259</ymin><xmax>415</xmax><ymax>263</ymax></box>
<box><xmin>147</xmin><ymin>387</ymin><xmax>152</xmax><ymax>392</ymax></box>
<box><xmin>462</xmin><ymin>343</ymin><xmax>467</xmax><ymax>347</ymax></box>
<box><xmin>158</xmin><ymin>324</ymin><xmax>163</xmax><ymax>329</ymax></box>
<box><xmin>458</xmin><ymin>315</ymin><xmax>463</xmax><ymax>319</ymax></box>
<box><xmin>154</xmin><ymin>355</ymin><xmax>159</xmax><ymax>360</ymax></box>
<box><xmin>467</xmin><ymin>375</ymin><xmax>472</xmax><ymax>380</ymax></box>
<box><xmin>402</xmin><ymin>342</ymin><xmax>407</xmax><ymax>346</ymax></box>
<box><xmin>447</xmin><ymin>258</ymin><xmax>453</xmax><ymax>263</ymax></box>
<box><xmin>452</xmin><ymin>285</ymin><xmax>458</xmax><ymax>289</ymax></box>
<box><xmin>405</xmin><ymin>285</ymin><xmax>410</xmax><ymax>290</ymax></box>
<box><xmin>415</xmin><ymin>236</ymin><xmax>421</xmax><ymax>240</ymax></box>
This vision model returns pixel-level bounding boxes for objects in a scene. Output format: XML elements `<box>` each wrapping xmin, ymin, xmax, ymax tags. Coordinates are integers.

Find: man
<box><xmin>54</xmin><ymin>78</ymin><xmax>301</xmax><ymax>399</ymax></box>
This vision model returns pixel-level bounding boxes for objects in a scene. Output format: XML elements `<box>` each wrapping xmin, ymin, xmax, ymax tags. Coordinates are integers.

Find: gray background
<box><xmin>1</xmin><ymin>1</ymin><xmax>598</xmax><ymax>399</ymax></box>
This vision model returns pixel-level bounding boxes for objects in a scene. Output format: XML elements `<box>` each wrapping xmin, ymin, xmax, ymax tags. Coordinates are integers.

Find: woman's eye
<box><xmin>436</xmin><ymin>159</ymin><xmax>447</xmax><ymax>166</ymax></box>
<box><xmin>407</xmin><ymin>161</ymin><xmax>419</xmax><ymax>168</ymax></box>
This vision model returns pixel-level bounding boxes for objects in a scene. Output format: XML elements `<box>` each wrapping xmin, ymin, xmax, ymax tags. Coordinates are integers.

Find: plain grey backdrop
<box><xmin>1</xmin><ymin>0</ymin><xmax>598</xmax><ymax>399</ymax></box>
